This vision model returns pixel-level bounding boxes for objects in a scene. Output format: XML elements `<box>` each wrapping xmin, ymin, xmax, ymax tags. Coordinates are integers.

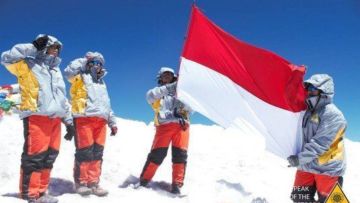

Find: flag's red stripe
<box><xmin>182</xmin><ymin>6</ymin><xmax>306</xmax><ymax>112</ymax></box>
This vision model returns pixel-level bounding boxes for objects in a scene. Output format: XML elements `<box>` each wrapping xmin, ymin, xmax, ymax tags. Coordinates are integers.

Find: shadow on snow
<box><xmin>119</xmin><ymin>174</ymin><xmax>172</xmax><ymax>196</ymax></box>
<box><xmin>2</xmin><ymin>177</ymin><xmax>75</xmax><ymax>200</ymax></box>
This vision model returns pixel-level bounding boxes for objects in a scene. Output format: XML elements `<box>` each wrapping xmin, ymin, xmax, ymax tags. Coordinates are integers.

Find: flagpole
<box><xmin>177</xmin><ymin>2</ymin><xmax>203</xmax><ymax>75</ymax></box>
<box><xmin>176</xmin><ymin>1</ymin><xmax>196</xmax><ymax>79</ymax></box>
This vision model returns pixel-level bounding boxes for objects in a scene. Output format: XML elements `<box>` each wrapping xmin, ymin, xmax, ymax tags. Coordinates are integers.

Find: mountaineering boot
<box><xmin>75</xmin><ymin>183</ymin><xmax>92</xmax><ymax>196</ymax></box>
<box><xmin>90</xmin><ymin>184</ymin><xmax>108</xmax><ymax>197</ymax></box>
<box><xmin>140</xmin><ymin>178</ymin><xmax>149</xmax><ymax>187</ymax></box>
<box><xmin>134</xmin><ymin>178</ymin><xmax>149</xmax><ymax>189</ymax></box>
<box><xmin>170</xmin><ymin>184</ymin><xmax>181</xmax><ymax>195</ymax></box>
<box><xmin>32</xmin><ymin>194</ymin><xmax>58</xmax><ymax>203</ymax></box>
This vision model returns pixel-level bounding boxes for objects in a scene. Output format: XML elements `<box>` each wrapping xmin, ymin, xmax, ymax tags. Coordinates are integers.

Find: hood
<box><xmin>304</xmin><ymin>74</ymin><xmax>334</xmax><ymax>110</ymax></box>
<box><xmin>85</xmin><ymin>51</ymin><xmax>107</xmax><ymax>80</ymax></box>
<box><xmin>34</xmin><ymin>34</ymin><xmax>62</xmax><ymax>67</ymax></box>
<box><xmin>304</xmin><ymin>74</ymin><xmax>334</xmax><ymax>98</ymax></box>
<box><xmin>85</xmin><ymin>51</ymin><xmax>105</xmax><ymax>65</ymax></box>
<box><xmin>35</xmin><ymin>34</ymin><xmax>63</xmax><ymax>50</ymax></box>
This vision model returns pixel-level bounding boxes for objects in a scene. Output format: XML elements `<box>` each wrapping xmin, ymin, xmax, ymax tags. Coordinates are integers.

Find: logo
<box><xmin>325</xmin><ymin>183</ymin><xmax>349</xmax><ymax>203</ymax></box>
<box><xmin>310</xmin><ymin>113</ymin><xmax>320</xmax><ymax>123</ymax></box>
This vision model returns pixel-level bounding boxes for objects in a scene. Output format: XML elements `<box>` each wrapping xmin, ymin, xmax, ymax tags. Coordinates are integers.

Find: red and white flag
<box><xmin>177</xmin><ymin>6</ymin><xmax>307</xmax><ymax>159</ymax></box>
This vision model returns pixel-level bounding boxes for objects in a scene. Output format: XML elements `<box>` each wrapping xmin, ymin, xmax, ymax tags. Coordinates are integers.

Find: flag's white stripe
<box><xmin>178</xmin><ymin>57</ymin><xmax>304</xmax><ymax>159</ymax></box>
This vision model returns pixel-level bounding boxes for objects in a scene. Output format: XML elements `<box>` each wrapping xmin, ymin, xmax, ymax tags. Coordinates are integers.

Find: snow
<box><xmin>0</xmin><ymin>114</ymin><xmax>359</xmax><ymax>203</ymax></box>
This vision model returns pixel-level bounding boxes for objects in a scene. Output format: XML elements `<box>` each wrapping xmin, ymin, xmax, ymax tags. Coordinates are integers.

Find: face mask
<box><xmin>38</xmin><ymin>53</ymin><xmax>61</xmax><ymax>67</ymax></box>
<box><xmin>89</xmin><ymin>66</ymin><xmax>105</xmax><ymax>80</ymax></box>
<box><xmin>305</xmin><ymin>96</ymin><xmax>320</xmax><ymax>110</ymax></box>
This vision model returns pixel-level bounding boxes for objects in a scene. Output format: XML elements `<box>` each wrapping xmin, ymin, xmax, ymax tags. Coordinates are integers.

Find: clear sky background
<box><xmin>0</xmin><ymin>0</ymin><xmax>359</xmax><ymax>141</ymax></box>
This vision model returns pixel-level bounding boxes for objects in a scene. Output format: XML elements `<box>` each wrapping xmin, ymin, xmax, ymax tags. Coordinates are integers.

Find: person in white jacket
<box><xmin>64</xmin><ymin>52</ymin><xmax>118</xmax><ymax>197</ymax></box>
<box><xmin>139</xmin><ymin>67</ymin><xmax>191</xmax><ymax>195</ymax></box>
<box><xmin>1</xmin><ymin>34</ymin><xmax>74</xmax><ymax>203</ymax></box>
<box><xmin>288</xmin><ymin>74</ymin><xmax>347</xmax><ymax>203</ymax></box>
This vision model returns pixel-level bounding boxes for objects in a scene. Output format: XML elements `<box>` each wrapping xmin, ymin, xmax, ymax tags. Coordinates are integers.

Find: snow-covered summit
<box><xmin>0</xmin><ymin>114</ymin><xmax>359</xmax><ymax>203</ymax></box>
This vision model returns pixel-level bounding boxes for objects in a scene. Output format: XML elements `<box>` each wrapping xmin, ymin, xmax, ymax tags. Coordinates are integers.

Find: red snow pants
<box><xmin>140</xmin><ymin>122</ymin><xmax>189</xmax><ymax>187</ymax></box>
<box><xmin>73</xmin><ymin>117</ymin><xmax>106</xmax><ymax>186</ymax></box>
<box><xmin>291</xmin><ymin>170</ymin><xmax>343</xmax><ymax>203</ymax></box>
<box><xmin>19</xmin><ymin>115</ymin><xmax>61</xmax><ymax>199</ymax></box>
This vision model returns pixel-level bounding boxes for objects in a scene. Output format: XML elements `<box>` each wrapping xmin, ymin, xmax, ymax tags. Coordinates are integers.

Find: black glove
<box><xmin>64</xmin><ymin>124</ymin><xmax>76</xmax><ymax>141</ymax></box>
<box><xmin>110</xmin><ymin>126</ymin><xmax>118</xmax><ymax>136</ymax></box>
<box><xmin>173</xmin><ymin>107</ymin><xmax>188</xmax><ymax>130</ymax></box>
<box><xmin>173</xmin><ymin>107</ymin><xmax>182</xmax><ymax>119</ymax></box>
<box><xmin>287</xmin><ymin>155</ymin><xmax>299</xmax><ymax>167</ymax></box>
<box><xmin>32</xmin><ymin>35</ymin><xmax>49</xmax><ymax>51</ymax></box>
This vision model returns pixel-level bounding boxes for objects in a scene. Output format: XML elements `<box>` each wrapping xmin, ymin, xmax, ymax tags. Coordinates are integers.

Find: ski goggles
<box><xmin>306</xmin><ymin>84</ymin><xmax>319</xmax><ymax>92</ymax></box>
<box><xmin>87</xmin><ymin>60</ymin><xmax>103</xmax><ymax>67</ymax></box>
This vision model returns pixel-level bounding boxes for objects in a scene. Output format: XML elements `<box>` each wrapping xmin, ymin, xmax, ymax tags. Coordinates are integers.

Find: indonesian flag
<box><xmin>177</xmin><ymin>6</ymin><xmax>307</xmax><ymax>159</ymax></box>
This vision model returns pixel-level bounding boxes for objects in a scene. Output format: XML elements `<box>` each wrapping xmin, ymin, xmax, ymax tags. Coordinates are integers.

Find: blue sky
<box><xmin>0</xmin><ymin>0</ymin><xmax>359</xmax><ymax>141</ymax></box>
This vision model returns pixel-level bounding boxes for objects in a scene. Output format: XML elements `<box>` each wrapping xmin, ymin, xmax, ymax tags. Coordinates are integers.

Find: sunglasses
<box><xmin>160</xmin><ymin>71</ymin><xmax>174</xmax><ymax>77</ymax></box>
<box><xmin>306</xmin><ymin>84</ymin><xmax>318</xmax><ymax>92</ymax></box>
<box><xmin>87</xmin><ymin>60</ymin><xmax>103</xmax><ymax>67</ymax></box>
<box><xmin>48</xmin><ymin>44</ymin><xmax>61</xmax><ymax>50</ymax></box>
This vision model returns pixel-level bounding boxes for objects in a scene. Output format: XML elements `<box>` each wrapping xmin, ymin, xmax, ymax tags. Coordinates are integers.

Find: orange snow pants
<box><xmin>140</xmin><ymin>122</ymin><xmax>189</xmax><ymax>187</ymax></box>
<box><xmin>291</xmin><ymin>170</ymin><xmax>343</xmax><ymax>203</ymax></box>
<box><xmin>19</xmin><ymin>115</ymin><xmax>61</xmax><ymax>199</ymax></box>
<box><xmin>73</xmin><ymin>117</ymin><xmax>106</xmax><ymax>186</ymax></box>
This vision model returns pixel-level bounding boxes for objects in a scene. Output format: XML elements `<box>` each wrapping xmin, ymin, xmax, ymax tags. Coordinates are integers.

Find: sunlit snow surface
<box><xmin>0</xmin><ymin>114</ymin><xmax>358</xmax><ymax>203</ymax></box>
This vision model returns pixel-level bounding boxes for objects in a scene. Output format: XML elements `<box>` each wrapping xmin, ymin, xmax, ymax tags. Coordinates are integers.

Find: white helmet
<box><xmin>157</xmin><ymin>67</ymin><xmax>177</xmax><ymax>85</ymax></box>
<box><xmin>157</xmin><ymin>67</ymin><xmax>177</xmax><ymax>77</ymax></box>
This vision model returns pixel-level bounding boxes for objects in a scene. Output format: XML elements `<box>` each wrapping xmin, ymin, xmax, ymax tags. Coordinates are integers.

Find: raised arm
<box><xmin>146</xmin><ymin>82</ymin><xmax>177</xmax><ymax>104</ymax></box>
<box><xmin>64</xmin><ymin>58</ymin><xmax>87</xmax><ymax>81</ymax></box>
<box><xmin>1</xmin><ymin>43</ymin><xmax>37</xmax><ymax>65</ymax></box>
